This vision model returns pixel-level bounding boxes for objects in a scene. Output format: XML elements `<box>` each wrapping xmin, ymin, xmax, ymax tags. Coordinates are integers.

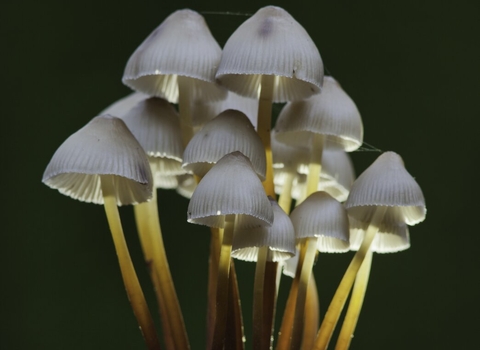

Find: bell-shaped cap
<box><xmin>282</xmin><ymin>249</ymin><xmax>299</xmax><ymax>278</ymax></box>
<box><xmin>123</xmin><ymin>9</ymin><xmax>226</xmax><ymax>102</ymax></box>
<box><xmin>176</xmin><ymin>174</ymin><xmax>197</xmax><ymax>199</ymax></box>
<box><xmin>231</xmin><ymin>198</ymin><xmax>296</xmax><ymax>262</ymax></box>
<box><xmin>274</xmin><ymin>76</ymin><xmax>363</xmax><ymax>152</ymax></box>
<box><xmin>192</xmin><ymin>90</ymin><xmax>259</xmax><ymax>128</ymax></box>
<box><xmin>121</xmin><ymin>97</ymin><xmax>185</xmax><ymax>177</ymax></box>
<box><xmin>216</xmin><ymin>6</ymin><xmax>323</xmax><ymax>102</ymax></box>
<box><xmin>187</xmin><ymin>152</ymin><xmax>273</xmax><ymax>228</ymax></box>
<box><xmin>42</xmin><ymin>115</ymin><xmax>153</xmax><ymax>206</ymax></box>
<box><xmin>182</xmin><ymin>109</ymin><xmax>266</xmax><ymax>179</ymax></box>
<box><xmin>272</xmin><ymin>130</ymin><xmax>309</xmax><ymax>173</ymax></box>
<box><xmin>349</xmin><ymin>217</ymin><xmax>410</xmax><ymax>253</ymax></box>
<box><xmin>290</xmin><ymin>191</ymin><xmax>350</xmax><ymax>252</ymax></box>
<box><xmin>100</xmin><ymin>92</ymin><xmax>148</xmax><ymax>118</ymax></box>
<box><xmin>345</xmin><ymin>152</ymin><xmax>426</xmax><ymax>226</ymax></box>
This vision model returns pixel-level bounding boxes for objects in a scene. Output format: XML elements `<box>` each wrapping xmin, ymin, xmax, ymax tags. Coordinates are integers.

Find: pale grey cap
<box><xmin>216</xmin><ymin>6</ymin><xmax>323</xmax><ymax>102</ymax></box>
<box><xmin>100</xmin><ymin>92</ymin><xmax>149</xmax><ymax>118</ymax></box>
<box><xmin>182</xmin><ymin>109</ymin><xmax>266</xmax><ymax>179</ymax></box>
<box><xmin>187</xmin><ymin>151</ymin><xmax>273</xmax><ymax>229</ymax></box>
<box><xmin>349</xmin><ymin>216</ymin><xmax>411</xmax><ymax>253</ymax></box>
<box><xmin>282</xmin><ymin>248</ymin><xmax>299</xmax><ymax>278</ymax></box>
<box><xmin>231</xmin><ymin>198</ymin><xmax>296</xmax><ymax>262</ymax></box>
<box><xmin>176</xmin><ymin>174</ymin><xmax>197</xmax><ymax>199</ymax></box>
<box><xmin>345</xmin><ymin>152</ymin><xmax>426</xmax><ymax>226</ymax></box>
<box><xmin>121</xmin><ymin>97</ymin><xmax>185</xmax><ymax>177</ymax></box>
<box><xmin>192</xmin><ymin>90</ymin><xmax>259</xmax><ymax>128</ymax></box>
<box><xmin>274</xmin><ymin>76</ymin><xmax>363</xmax><ymax>152</ymax></box>
<box><xmin>123</xmin><ymin>9</ymin><xmax>226</xmax><ymax>103</ymax></box>
<box><xmin>42</xmin><ymin>115</ymin><xmax>153</xmax><ymax>206</ymax></box>
<box><xmin>289</xmin><ymin>191</ymin><xmax>350</xmax><ymax>252</ymax></box>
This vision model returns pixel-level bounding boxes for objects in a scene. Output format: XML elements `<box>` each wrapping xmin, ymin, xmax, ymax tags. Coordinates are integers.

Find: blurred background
<box><xmin>3</xmin><ymin>0</ymin><xmax>479</xmax><ymax>349</ymax></box>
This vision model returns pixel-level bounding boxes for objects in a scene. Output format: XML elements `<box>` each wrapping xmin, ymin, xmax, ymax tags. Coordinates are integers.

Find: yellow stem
<box><xmin>257</xmin><ymin>74</ymin><xmax>276</xmax><ymax>198</ymax></box>
<box><xmin>211</xmin><ymin>215</ymin><xmax>235</xmax><ymax>350</ymax></box>
<box><xmin>302</xmin><ymin>275</ymin><xmax>320</xmax><ymax>350</ymax></box>
<box><xmin>226</xmin><ymin>260</ymin><xmax>245</xmax><ymax>350</ymax></box>
<box><xmin>291</xmin><ymin>238</ymin><xmax>318</xmax><ymax>350</ymax></box>
<box><xmin>313</xmin><ymin>207</ymin><xmax>387</xmax><ymax>350</ymax></box>
<box><xmin>134</xmin><ymin>187</ymin><xmax>190</xmax><ymax>350</ymax></box>
<box><xmin>100</xmin><ymin>176</ymin><xmax>161</xmax><ymax>350</ymax></box>
<box><xmin>278</xmin><ymin>171</ymin><xmax>294</xmax><ymax>214</ymax></box>
<box><xmin>335</xmin><ymin>250</ymin><xmax>373</xmax><ymax>350</ymax></box>
<box><xmin>306</xmin><ymin>134</ymin><xmax>324</xmax><ymax>197</ymax></box>
<box><xmin>253</xmin><ymin>246</ymin><xmax>268</xmax><ymax>350</ymax></box>
<box><xmin>207</xmin><ymin>227</ymin><xmax>222</xmax><ymax>349</ymax></box>
<box><xmin>276</xmin><ymin>241</ymin><xmax>306</xmax><ymax>350</ymax></box>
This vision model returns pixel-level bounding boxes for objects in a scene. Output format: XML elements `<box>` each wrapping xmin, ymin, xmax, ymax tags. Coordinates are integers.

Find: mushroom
<box><xmin>42</xmin><ymin>115</ymin><xmax>160</xmax><ymax>350</ymax></box>
<box><xmin>187</xmin><ymin>152</ymin><xmax>273</xmax><ymax>349</ymax></box>
<box><xmin>123</xmin><ymin>9</ymin><xmax>226</xmax><ymax>145</ymax></box>
<box><xmin>314</xmin><ymin>151</ymin><xmax>426</xmax><ymax>349</ymax></box>
<box><xmin>120</xmin><ymin>97</ymin><xmax>190</xmax><ymax>349</ymax></box>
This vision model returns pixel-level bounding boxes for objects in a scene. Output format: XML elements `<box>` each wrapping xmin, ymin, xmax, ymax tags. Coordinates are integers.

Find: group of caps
<box><xmin>42</xmin><ymin>6</ymin><xmax>426</xmax><ymax>269</ymax></box>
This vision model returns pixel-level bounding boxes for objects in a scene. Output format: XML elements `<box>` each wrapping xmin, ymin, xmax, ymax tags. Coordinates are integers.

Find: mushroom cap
<box><xmin>345</xmin><ymin>152</ymin><xmax>426</xmax><ymax>226</ymax></box>
<box><xmin>122</xmin><ymin>9</ymin><xmax>226</xmax><ymax>103</ymax></box>
<box><xmin>289</xmin><ymin>191</ymin><xmax>350</xmax><ymax>252</ymax></box>
<box><xmin>100</xmin><ymin>92</ymin><xmax>148</xmax><ymax>118</ymax></box>
<box><xmin>182</xmin><ymin>109</ymin><xmax>266</xmax><ymax>179</ymax></box>
<box><xmin>176</xmin><ymin>174</ymin><xmax>197</xmax><ymax>199</ymax></box>
<box><xmin>349</xmin><ymin>217</ymin><xmax>411</xmax><ymax>253</ymax></box>
<box><xmin>121</xmin><ymin>97</ymin><xmax>185</xmax><ymax>176</ymax></box>
<box><xmin>42</xmin><ymin>115</ymin><xmax>153</xmax><ymax>206</ymax></box>
<box><xmin>274</xmin><ymin>76</ymin><xmax>363</xmax><ymax>152</ymax></box>
<box><xmin>231</xmin><ymin>199</ymin><xmax>296</xmax><ymax>262</ymax></box>
<box><xmin>272</xmin><ymin>130</ymin><xmax>310</xmax><ymax>172</ymax></box>
<box><xmin>192</xmin><ymin>90</ymin><xmax>259</xmax><ymax>128</ymax></box>
<box><xmin>274</xmin><ymin>148</ymin><xmax>355</xmax><ymax>202</ymax></box>
<box><xmin>281</xmin><ymin>249</ymin><xmax>299</xmax><ymax>278</ymax></box>
<box><xmin>187</xmin><ymin>151</ymin><xmax>273</xmax><ymax>229</ymax></box>
<box><xmin>215</xmin><ymin>6</ymin><xmax>323</xmax><ymax>102</ymax></box>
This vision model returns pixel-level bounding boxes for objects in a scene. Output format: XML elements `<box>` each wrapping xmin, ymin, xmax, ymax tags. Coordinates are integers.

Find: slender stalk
<box><xmin>211</xmin><ymin>215</ymin><xmax>236</xmax><ymax>350</ymax></box>
<box><xmin>177</xmin><ymin>75</ymin><xmax>194</xmax><ymax>147</ymax></box>
<box><xmin>253</xmin><ymin>246</ymin><xmax>269</xmax><ymax>350</ymax></box>
<box><xmin>100</xmin><ymin>176</ymin><xmax>161</xmax><ymax>350</ymax></box>
<box><xmin>263</xmin><ymin>258</ymin><xmax>279</xmax><ymax>349</ymax></box>
<box><xmin>226</xmin><ymin>260</ymin><xmax>245</xmax><ymax>350</ymax></box>
<box><xmin>257</xmin><ymin>74</ymin><xmax>276</xmax><ymax>198</ymax></box>
<box><xmin>255</xmin><ymin>74</ymin><xmax>278</xmax><ymax>349</ymax></box>
<box><xmin>207</xmin><ymin>227</ymin><xmax>222</xmax><ymax>349</ymax></box>
<box><xmin>306</xmin><ymin>134</ymin><xmax>324</xmax><ymax>196</ymax></box>
<box><xmin>313</xmin><ymin>207</ymin><xmax>387</xmax><ymax>350</ymax></box>
<box><xmin>134</xmin><ymin>187</ymin><xmax>190</xmax><ymax>350</ymax></box>
<box><xmin>290</xmin><ymin>238</ymin><xmax>318</xmax><ymax>349</ymax></box>
<box><xmin>276</xmin><ymin>241</ymin><xmax>307</xmax><ymax>350</ymax></box>
<box><xmin>334</xmin><ymin>249</ymin><xmax>373</xmax><ymax>350</ymax></box>
<box><xmin>302</xmin><ymin>275</ymin><xmax>319</xmax><ymax>350</ymax></box>
<box><xmin>278</xmin><ymin>171</ymin><xmax>294</xmax><ymax>213</ymax></box>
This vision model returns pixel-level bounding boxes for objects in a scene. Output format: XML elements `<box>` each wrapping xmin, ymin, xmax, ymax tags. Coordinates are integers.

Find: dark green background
<box><xmin>3</xmin><ymin>0</ymin><xmax>479</xmax><ymax>349</ymax></box>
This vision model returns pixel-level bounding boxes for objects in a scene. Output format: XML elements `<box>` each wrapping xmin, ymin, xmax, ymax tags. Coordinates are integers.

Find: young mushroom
<box><xmin>42</xmin><ymin>115</ymin><xmax>160</xmax><ymax>350</ymax></box>
<box><xmin>314</xmin><ymin>151</ymin><xmax>426</xmax><ymax>350</ymax></box>
<box><xmin>187</xmin><ymin>151</ymin><xmax>273</xmax><ymax>350</ymax></box>
<box><xmin>123</xmin><ymin>9</ymin><xmax>226</xmax><ymax>145</ymax></box>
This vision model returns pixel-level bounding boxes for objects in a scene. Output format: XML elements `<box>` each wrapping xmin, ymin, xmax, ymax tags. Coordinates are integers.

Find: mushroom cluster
<box><xmin>43</xmin><ymin>6</ymin><xmax>426</xmax><ymax>350</ymax></box>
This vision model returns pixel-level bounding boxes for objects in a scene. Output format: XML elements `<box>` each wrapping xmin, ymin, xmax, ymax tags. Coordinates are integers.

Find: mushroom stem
<box><xmin>226</xmin><ymin>261</ymin><xmax>245</xmax><ymax>350</ymax></box>
<box><xmin>302</xmin><ymin>275</ymin><xmax>320</xmax><ymax>350</ymax></box>
<box><xmin>257</xmin><ymin>74</ymin><xmax>275</xmax><ymax>197</ymax></box>
<box><xmin>276</xmin><ymin>239</ymin><xmax>307</xmax><ymax>350</ymax></box>
<box><xmin>313</xmin><ymin>207</ymin><xmax>387</xmax><ymax>350</ymax></box>
<box><xmin>278</xmin><ymin>171</ymin><xmax>294</xmax><ymax>213</ymax></box>
<box><xmin>334</xmin><ymin>249</ymin><xmax>373</xmax><ymax>350</ymax></box>
<box><xmin>211</xmin><ymin>214</ymin><xmax>236</xmax><ymax>350</ymax></box>
<box><xmin>306</xmin><ymin>134</ymin><xmax>324</xmax><ymax>196</ymax></box>
<box><xmin>253</xmin><ymin>246</ymin><xmax>268</xmax><ymax>350</ymax></box>
<box><xmin>291</xmin><ymin>238</ymin><xmax>318</xmax><ymax>350</ymax></box>
<box><xmin>134</xmin><ymin>188</ymin><xmax>190</xmax><ymax>350</ymax></box>
<box><xmin>207</xmin><ymin>227</ymin><xmax>222</xmax><ymax>349</ymax></box>
<box><xmin>177</xmin><ymin>75</ymin><xmax>194</xmax><ymax>147</ymax></box>
<box><xmin>100</xmin><ymin>175</ymin><xmax>161</xmax><ymax>350</ymax></box>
